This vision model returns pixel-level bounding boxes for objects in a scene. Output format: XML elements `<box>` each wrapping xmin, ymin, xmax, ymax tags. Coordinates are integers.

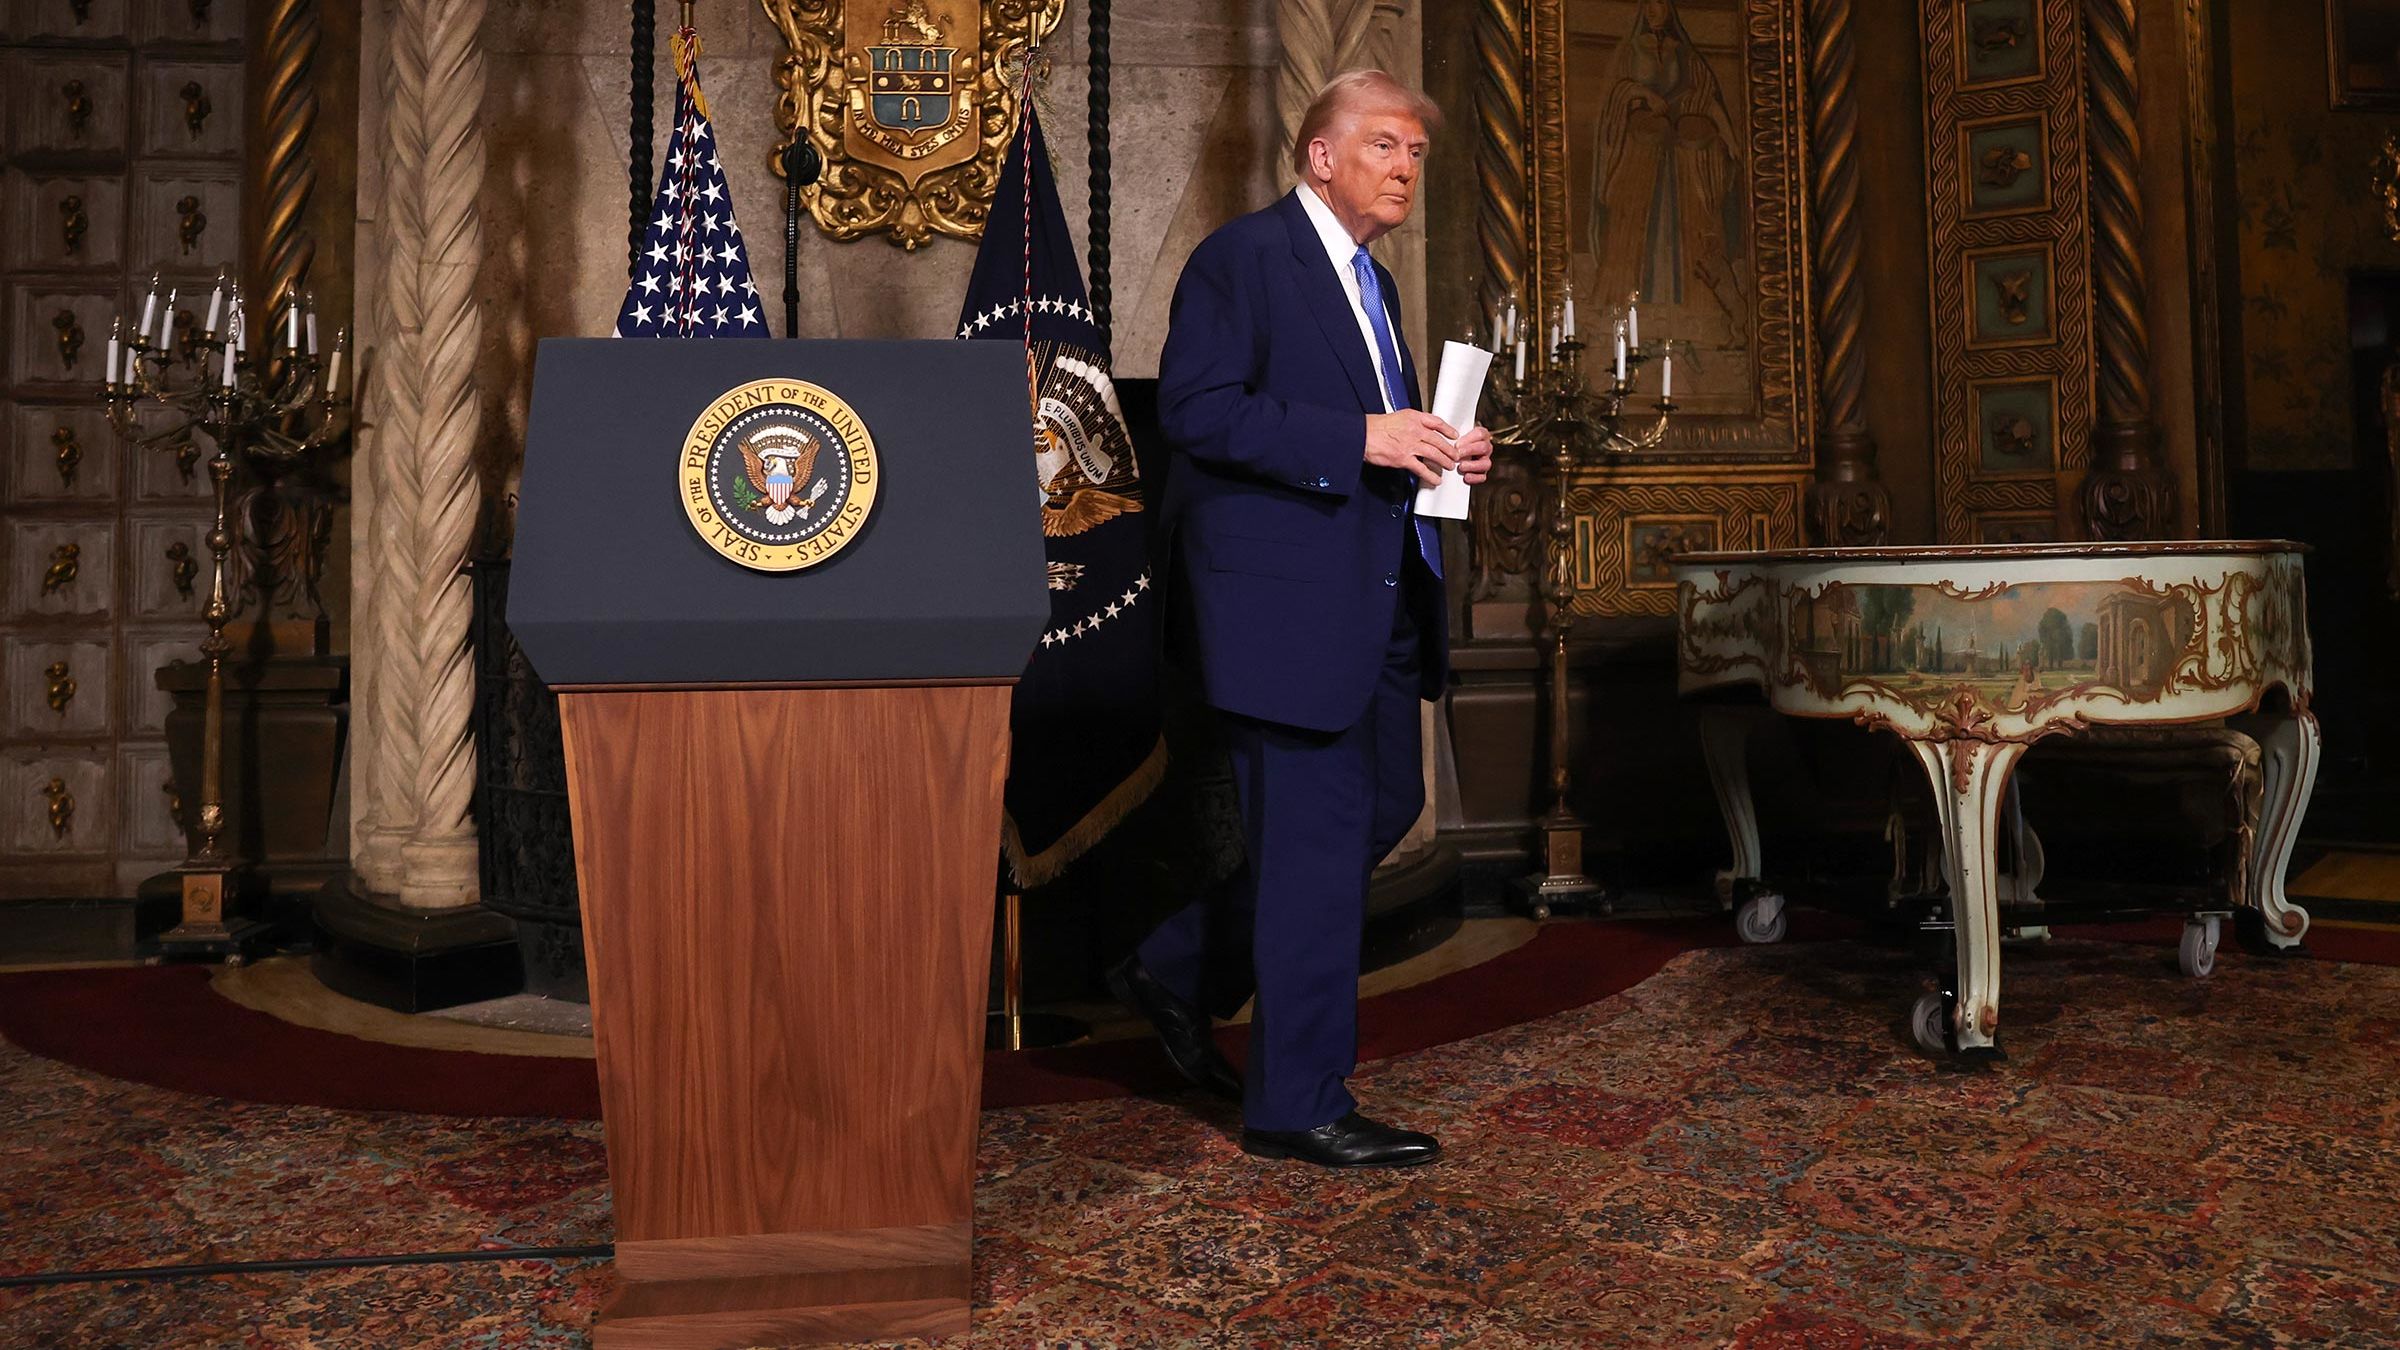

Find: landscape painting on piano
<box><xmin>1777</xmin><ymin>572</ymin><xmax>2308</xmax><ymax>720</ymax></box>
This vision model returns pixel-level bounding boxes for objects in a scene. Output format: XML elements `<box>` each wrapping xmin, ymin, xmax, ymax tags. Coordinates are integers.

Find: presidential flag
<box><xmin>962</xmin><ymin>102</ymin><xmax>1164</xmax><ymax>888</ymax></box>
<box><xmin>614</xmin><ymin>26</ymin><xmax>765</xmax><ymax>338</ymax></box>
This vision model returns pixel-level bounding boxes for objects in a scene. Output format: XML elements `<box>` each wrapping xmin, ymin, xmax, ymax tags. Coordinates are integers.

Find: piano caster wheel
<box><xmin>2179</xmin><ymin>915</ymin><xmax>2222</xmax><ymax>979</ymax></box>
<box><xmin>1910</xmin><ymin>989</ymin><xmax>1952</xmax><ymax>1057</ymax></box>
<box><xmin>1735</xmin><ymin>892</ymin><xmax>1787</xmax><ymax>945</ymax></box>
<box><xmin>1530</xmin><ymin>901</ymin><xmax>1552</xmax><ymax>921</ymax></box>
<box><xmin>2234</xmin><ymin>909</ymin><xmax>2309</xmax><ymax>959</ymax></box>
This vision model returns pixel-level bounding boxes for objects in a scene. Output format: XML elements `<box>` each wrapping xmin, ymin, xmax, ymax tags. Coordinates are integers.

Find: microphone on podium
<box><xmin>783</xmin><ymin>140</ymin><xmax>821</xmax><ymax>338</ymax></box>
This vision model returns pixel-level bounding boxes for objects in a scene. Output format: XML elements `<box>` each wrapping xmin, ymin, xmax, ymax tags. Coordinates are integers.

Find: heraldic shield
<box><xmin>765</xmin><ymin>0</ymin><xmax>1062</xmax><ymax>248</ymax></box>
<box><xmin>510</xmin><ymin>336</ymin><xmax>1046</xmax><ymax>1347</ymax></box>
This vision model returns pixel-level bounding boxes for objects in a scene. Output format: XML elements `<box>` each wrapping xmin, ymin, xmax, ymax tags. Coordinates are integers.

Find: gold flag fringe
<box><xmin>1001</xmin><ymin>735</ymin><xmax>1169</xmax><ymax>889</ymax></box>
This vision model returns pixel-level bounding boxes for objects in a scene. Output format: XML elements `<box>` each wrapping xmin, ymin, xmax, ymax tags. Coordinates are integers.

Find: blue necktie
<box><xmin>1351</xmin><ymin>246</ymin><xmax>1444</xmax><ymax>579</ymax></box>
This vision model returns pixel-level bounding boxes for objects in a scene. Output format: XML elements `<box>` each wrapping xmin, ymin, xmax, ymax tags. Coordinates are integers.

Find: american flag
<box><xmin>614</xmin><ymin>27</ymin><xmax>765</xmax><ymax>339</ymax></box>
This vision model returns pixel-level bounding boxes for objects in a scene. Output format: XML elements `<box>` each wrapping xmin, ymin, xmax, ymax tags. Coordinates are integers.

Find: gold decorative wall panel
<box><xmin>1484</xmin><ymin>0</ymin><xmax>1813</xmax><ymax>621</ymax></box>
<box><xmin>1567</xmin><ymin>479</ymin><xmax>1800</xmax><ymax>618</ymax></box>
<box><xmin>1921</xmin><ymin>0</ymin><xmax>2092</xmax><ymax>543</ymax></box>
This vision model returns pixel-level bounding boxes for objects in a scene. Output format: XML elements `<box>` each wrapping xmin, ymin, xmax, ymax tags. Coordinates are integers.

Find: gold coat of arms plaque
<box><xmin>764</xmin><ymin>0</ymin><xmax>1064</xmax><ymax>250</ymax></box>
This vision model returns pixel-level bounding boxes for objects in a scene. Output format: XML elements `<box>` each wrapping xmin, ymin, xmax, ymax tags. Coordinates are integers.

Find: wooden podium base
<box><xmin>559</xmin><ymin>684</ymin><xmax>1009</xmax><ymax>1349</ymax></box>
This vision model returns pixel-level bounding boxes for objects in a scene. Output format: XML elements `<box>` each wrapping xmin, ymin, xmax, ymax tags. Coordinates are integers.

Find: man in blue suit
<box><xmin>1108</xmin><ymin>70</ymin><xmax>1494</xmax><ymax>1168</ymax></box>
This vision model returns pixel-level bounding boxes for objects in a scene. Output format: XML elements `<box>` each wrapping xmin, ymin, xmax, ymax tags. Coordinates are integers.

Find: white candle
<box><xmin>1563</xmin><ymin>291</ymin><xmax>1576</xmax><ymax>339</ymax></box>
<box><xmin>204</xmin><ymin>283</ymin><xmax>223</xmax><ymax>336</ymax></box>
<box><xmin>1514</xmin><ymin>337</ymin><xmax>1527</xmax><ymax>382</ymax></box>
<box><xmin>105</xmin><ymin>318</ymin><xmax>121</xmax><ymax>387</ymax></box>
<box><xmin>286</xmin><ymin>298</ymin><xmax>300</xmax><ymax>350</ymax></box>
<box><xmin>1505</xmin><ymin>299</ymin><xmax>1519</xmax><ymax>348</ymax></box>
<box><xmin>1662</xmin><ymin>349</ymin><xmax>1674</xmax><ymax>400</ymax></box>
<box><xmin>326</xmin><ymin>345</ymin><xmax>344</xmax><ymax>398</ymax></box>
<box><xmin>222</xmin><ymin>332</ymin><xmax>238</xmax><ymax>387</ymax></box>
<box><xmin>1627</xmin><ymin>299</ymin><xmax>1640</xmax><ymax>349</ymax></box>
<box><xmin>1550</xmin><ymin>320</ymin><xmax>1561</xmax><ymax>354</ymax></box>
<box><xmin>123</xmin><ymin>345</ymin><xmax>139</xmax><ymax>387</ymax></box>
<box><xmin>157</xmin><ymin>289</ymin><xmax>177</xmax><ymax>349</ymax></box>
<box><xmin>305</xmin><ymin>307</ymin><xmax>318</xmax><ymax>355</ymax></box>
<box><xmin>138</xmin><ymin>273</ymin><xmax>160</xmax><ymax>336</ymax></box>
<box><xmin>231</xmin><ymin>301</ymin><xmax>245</xmax><ymax>354</ymax></box>
<box><xmin>1614</xmin><ymin>331</ymin><xmax>1627</xmax><ymax>383</ymax></box>
<box><xmin>1489</xmin><ymin>304</ymin><xmax>1504</xmax><ymax>351</ymax></box>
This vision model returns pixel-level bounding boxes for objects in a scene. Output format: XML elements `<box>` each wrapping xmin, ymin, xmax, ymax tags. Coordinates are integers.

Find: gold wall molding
<box><xmin>1920</xmin><ymin>0</ymin><xmax>2094</xmax><ymax>543</ymax></box>
<box><xmin>763</xmin><ymin>0</ymin><xmax>1063</xmax><ymax>250</ymax></box>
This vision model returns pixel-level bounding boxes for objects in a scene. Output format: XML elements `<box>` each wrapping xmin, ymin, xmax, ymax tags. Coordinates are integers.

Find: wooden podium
<box><xmin>510</xmin><ymin>339</ymin><xmax>1048</xmax><ymax>1348</ymax></box>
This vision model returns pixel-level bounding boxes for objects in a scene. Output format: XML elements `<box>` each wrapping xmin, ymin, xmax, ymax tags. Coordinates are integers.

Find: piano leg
<box><xmin>1698</xmin><ymin>706</ymin><xmax>1766</xmax><ymax>911</ymax></box>
<box><xmin>2247</xmin><ymin>708</ymin><xmax>2320</xmax><ymax>950</ymax></box>
<box><xmin>1905</xmin><ymin>738</ymin><xmax>2028</xmax><ymax>1056</ymax></box>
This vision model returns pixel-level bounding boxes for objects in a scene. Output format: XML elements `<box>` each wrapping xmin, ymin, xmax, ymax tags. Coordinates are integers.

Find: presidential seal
<box><xmin>679</xmin><ymin>378</ymin><xmax>880</xmax><ymax>571</ymax></box>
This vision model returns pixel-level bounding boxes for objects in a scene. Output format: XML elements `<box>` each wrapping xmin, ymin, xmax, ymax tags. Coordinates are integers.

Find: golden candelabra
<box><xmin>1483</xmin><ymin>287</ymin><xmax>1675</xmax><ymax>917</ymax></box>
<box><xmin>103</xmin><ymin>269</ymin><xmax>350</xmax><ymax>957</ymax></box>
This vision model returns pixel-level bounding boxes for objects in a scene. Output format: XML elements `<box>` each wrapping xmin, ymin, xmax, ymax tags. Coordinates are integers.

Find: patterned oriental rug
<box><xmin>6</xmin><ymin>935</ymin><xmax>2400</xmax><ymax>1347</ymax></box>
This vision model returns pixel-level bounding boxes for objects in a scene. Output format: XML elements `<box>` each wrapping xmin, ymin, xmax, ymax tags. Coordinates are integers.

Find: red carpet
<box><xmin>2</xmin><ymin>911</ymin><xmax>2392</xmax><ymax>1120</ymax></box>
<box><xmin>10</xmin><ymin>935</ymin><xmax>2400</xmax><ymax>1346</ymax></box>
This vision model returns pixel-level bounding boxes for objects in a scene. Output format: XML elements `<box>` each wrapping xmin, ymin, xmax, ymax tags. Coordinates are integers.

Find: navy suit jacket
<box><xmin>1157</xmin><ymin>192</ymin><xmax>1449</xmax><ymax>734</ymax></box>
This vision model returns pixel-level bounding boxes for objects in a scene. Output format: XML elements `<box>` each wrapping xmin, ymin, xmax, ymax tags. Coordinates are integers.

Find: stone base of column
<box><xmin>310</xmin><ymin>872</ymin><xmax>523</xmax><ymax>1013</ymax></box>
<box><xmin>398</xmin><ymin>835</ymin><xmax>481</xmax><ymax>910</ymax></box>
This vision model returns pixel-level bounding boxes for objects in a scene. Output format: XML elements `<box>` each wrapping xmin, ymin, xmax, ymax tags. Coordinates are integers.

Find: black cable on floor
<box><xmin>0</xmin><ymin>1243</ymin><xmax>615</xmax><ymax>1289</ymax></box>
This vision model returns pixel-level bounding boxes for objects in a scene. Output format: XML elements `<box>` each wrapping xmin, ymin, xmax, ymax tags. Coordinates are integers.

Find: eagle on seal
<box><xmin>740</xmin><ymin>424</ymin><xmax>824</xmax><ymax>526</ymax></box>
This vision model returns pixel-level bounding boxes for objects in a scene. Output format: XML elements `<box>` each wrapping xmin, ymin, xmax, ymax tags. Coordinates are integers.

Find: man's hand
<box><xmin>1453</xmin><ymin>425</ymin><xmax>1494</xmax><ymax>485</ymax></box>
<box><xmin>1365</xmin><ymin>410</ymin><xmax>1458</xmax><ymax>487</ymax></box>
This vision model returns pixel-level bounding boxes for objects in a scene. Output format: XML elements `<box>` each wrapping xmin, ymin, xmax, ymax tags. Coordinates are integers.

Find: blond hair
<box><xmin>1290</xmin><ymin>69</ymin><xmax>1444</xmax><ymax>177</ymax></box>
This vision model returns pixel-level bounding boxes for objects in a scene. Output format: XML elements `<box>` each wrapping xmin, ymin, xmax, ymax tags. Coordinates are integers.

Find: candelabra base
<box><xmin>1507</xmin><ymin>818</ymin><xmax>1614</xmax><ymax>920</ymax></box>
<box><xmin>145</xmin><ymin>864</ymin><xmax>273</xmax><ymax>963</ymax></box>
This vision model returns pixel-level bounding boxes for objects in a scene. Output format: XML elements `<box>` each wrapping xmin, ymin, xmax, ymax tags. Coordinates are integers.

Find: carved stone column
<box><xmin>369</xmin><ymin>0</ymin><xmax>485</xmax><ymax>909</ymax></box>
<box><xmin>2078</xmin><ymin>0</ymin><xmax>2178</xmax><ymax>539</ymax></box>
<box><xmin>1804</xmin><ymin>0</ymin><xmax>1889</xmax><ymax>546</ymax></box>
<box><xmin>1276</xmin><ymin>1</ymin><xmax>1426</xmax><ymax>352</ymax></box>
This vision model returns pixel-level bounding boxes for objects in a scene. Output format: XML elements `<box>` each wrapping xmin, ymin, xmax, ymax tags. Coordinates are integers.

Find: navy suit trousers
<box><xmin>1137</xmin><ymin>596</ymin><xmax>1427</xmax><ymax>1131</ymax></box>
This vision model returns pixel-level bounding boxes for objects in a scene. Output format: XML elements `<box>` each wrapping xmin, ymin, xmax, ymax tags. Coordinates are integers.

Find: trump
<box><xmin>1109</xmin><ymin>69</ymin><xmax>1495</xmax><ymax>1169</ymax></box>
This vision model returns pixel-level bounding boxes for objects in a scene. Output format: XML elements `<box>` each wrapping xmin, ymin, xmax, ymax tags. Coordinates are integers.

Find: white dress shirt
<box><xmin>1293</xmin><ymin>185</ymin><xmax>1397</xmax><ymax>413</ymax></box>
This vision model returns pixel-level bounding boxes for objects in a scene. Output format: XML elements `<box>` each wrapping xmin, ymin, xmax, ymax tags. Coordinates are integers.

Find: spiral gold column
<box><xmin>1473</xmin><ymin>0</ymin><xmax>1527</xmax><ymax>318</ymax></box>
<box><xmin>1804</xmin><ymin>0</ymin><xmax>1889</xmax><ymax>546</ymax></box>
<box><xmin>254</xmin><ymin>0</ymin><xmax>319</xmax><ymax>321</ymax></box>
<box><xmin>2078</xmin><ymin>0</ymin><xmax>2178</xmax><ymax>540</ymax></box>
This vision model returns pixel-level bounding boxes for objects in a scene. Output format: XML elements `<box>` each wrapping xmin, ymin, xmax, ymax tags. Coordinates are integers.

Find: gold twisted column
<box><xmin>1468</xmin><ymin>0</ymin><xmax>1534</xmax><ymax>609</ymax></box>
<box><xmin>254</xmin><ymin>0</ymin><xmax>319</xmax><ymax>320</ymax></box>
<box><xmin>1804</xmin><ymin>0</ymin><xmax>1888</xmax><ymax>546</ymax></box>
<box><xmin>2078</xmin><ymin>0</ymin><xmax>2177</xmax><ymax>540</ymax></box>
<box><xmin>1473</xmin><ymin>0</ymin><xmax>1526</xmax><ymax>316</ymax></box>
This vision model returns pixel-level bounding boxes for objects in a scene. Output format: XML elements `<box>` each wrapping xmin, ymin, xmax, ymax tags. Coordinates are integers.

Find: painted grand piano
<box><xmin>1671</xmin><ymin>542</ymin><xmax>2319</xmax><ymax>1056</ymax></box>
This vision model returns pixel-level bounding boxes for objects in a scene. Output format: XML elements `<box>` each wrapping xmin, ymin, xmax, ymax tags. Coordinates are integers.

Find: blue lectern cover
<box><xmin>508</xmin><ymin>338</ymin><xmax>1049</xmax><ymax>686</ymax></box>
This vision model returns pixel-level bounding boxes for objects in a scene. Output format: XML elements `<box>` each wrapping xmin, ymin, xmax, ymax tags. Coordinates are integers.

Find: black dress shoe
<box><xmin>1241</xmin><ymin>1112</ymin><xmax>1441</xmax><ymax>1169</ymax></box>
<box><xmin>1105</xmin><ymin>956</ymin><xmax>1243</xmax><ymax>1101</ymax></box>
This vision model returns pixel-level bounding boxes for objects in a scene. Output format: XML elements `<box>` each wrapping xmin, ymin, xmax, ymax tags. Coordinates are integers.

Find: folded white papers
<box><xmin>1413</xmin><ymin>340</ymin><xmax>1493</xmax><ymax>521</ymax></box>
